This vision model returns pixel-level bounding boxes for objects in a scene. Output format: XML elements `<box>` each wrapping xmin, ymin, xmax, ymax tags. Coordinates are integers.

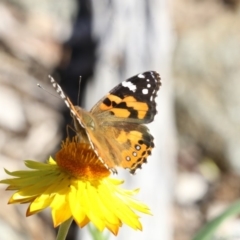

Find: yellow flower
<box><xmin>0</xmin><ymin>138</ymin><xmax>151</xmax><ymax>235</ymax></box>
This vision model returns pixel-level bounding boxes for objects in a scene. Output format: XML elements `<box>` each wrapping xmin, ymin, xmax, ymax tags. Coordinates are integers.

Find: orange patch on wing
<box><xmin>116</xmin><ymin>129</ymin><xmax>154</xmax><ymax>172</ymax></box>
<box><xmin>125</xmin><ymin>102</ymin><xmax>148</xmax><ymax>110</ymax></box>
<box><xmin>99</xmin><ymin>104</ymin><xmax>110</xmax><ymax>111</ymax></box>
<box><xmin>108</xmin><ymin>94</ymin><xmax>122</xmax><ymax>103</ymax></box>
<box><xmin>116</xmin><ymin>130</ymin><xmax>143</xmax><ymax>144</ymax></box>
<box><xmin>122</xmin><ymin>96</ymin><xmax>137</xmax><ymax>102</ymax></box>
<box><xmin>125</xmin><ymin>102</ymin><xmax>148</xmax><ymax>119</ymax></box>
<box><xmin>110</xmin><ymin>109</ymin><xmax>131</xmax><ymax>118</ymax></box>
<box><xmin>99</xmin><ymin>94</ymin><xmax>122</xmax><ymax>110</ymax></box>
<box><xmin>129</xmin><ymin>130</ymin><xmax>143</xmax><ymax>138</ymax></box>
<box><xmin>116</xmin><ymin>131</ymin><xmax>129</xmax><ymax>143</ymax></box>
<box><xmin>137</xmin><ymin>110</ymin><xmax>148</xmax><ymax>119</ymax></box>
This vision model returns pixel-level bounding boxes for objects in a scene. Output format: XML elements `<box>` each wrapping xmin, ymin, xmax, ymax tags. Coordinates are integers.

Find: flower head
<box><xmin>0</xmin><ymin>138</ymin><xmax>151</xmax><ymax>235</ymax></box>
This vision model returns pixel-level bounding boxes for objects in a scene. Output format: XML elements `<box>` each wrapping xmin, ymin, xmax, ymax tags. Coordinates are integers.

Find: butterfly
<box><xmin>49</xmin><ymin>71</ymin><xmax>161</xmax><ymax>174</ymax></box>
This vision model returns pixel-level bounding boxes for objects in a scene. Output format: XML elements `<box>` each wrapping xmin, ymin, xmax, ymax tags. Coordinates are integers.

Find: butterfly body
<box><xmin>50</xmin><ymin>71</ymin><xmax>161</xmax><ymax>174</ymax></box>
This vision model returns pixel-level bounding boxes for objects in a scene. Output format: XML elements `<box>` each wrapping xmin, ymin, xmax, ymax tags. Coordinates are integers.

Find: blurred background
<box><xmin>0</xmin><ymin>0</ymin><xmax>239</xmax><ymax>239</ymax></box>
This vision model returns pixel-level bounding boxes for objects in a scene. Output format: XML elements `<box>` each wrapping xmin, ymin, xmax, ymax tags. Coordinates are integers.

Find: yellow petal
<box><xmin>0</xmin><ymin>138</ymin><xmax>151</xmax><ymax>236</ymax></box>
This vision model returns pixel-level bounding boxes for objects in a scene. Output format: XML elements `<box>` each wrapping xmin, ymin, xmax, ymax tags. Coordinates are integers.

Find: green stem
<box><xmin>56</xmin><ymin>217</ymin><xmax>73</xmax><ymax>240</ymax></box>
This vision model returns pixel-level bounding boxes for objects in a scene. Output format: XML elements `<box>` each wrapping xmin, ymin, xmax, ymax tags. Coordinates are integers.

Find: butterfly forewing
<box><xmin>91</xmin><ymin>71</ymin><xmax>161</xmax><ymax>124</ymax></box>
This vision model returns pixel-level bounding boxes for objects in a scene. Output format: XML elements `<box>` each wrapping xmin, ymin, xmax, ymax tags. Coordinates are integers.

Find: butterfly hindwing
<box><xmin>86</xmin><ymin>122</ymin><xmax>154</xmax><ymax>174</ymax></box>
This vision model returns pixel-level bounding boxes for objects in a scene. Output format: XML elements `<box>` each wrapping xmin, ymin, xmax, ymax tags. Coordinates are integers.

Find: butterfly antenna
<box><xmin>77</xmin><ymin>76</ymin><xmax>82</xmax><ymax>105</ymax></box>
<box><xmin>66</xmin><ymin>124</ymin><xmax>77</xmax><ymax>138</ymax></box>
<box><xmin>37</xmin><ymin>82</ymin><xmax>61</xmax><ymax>99</ymax></box>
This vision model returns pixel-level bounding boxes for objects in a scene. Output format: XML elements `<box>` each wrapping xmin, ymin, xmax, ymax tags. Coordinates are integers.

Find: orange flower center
<box><xmin>55</xmin><ymin>138</ymin><xmax>110</xmax><ymax>180</ymax></box>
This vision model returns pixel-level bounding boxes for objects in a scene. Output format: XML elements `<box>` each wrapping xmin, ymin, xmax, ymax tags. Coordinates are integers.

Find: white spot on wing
<box><xmin>135</xmin><ymin>145</ymin><xmax>141</xmax><ymax>150</ymax></box>
<box><xmin>122</xmin><ymin>81</ymin><xmax>137</xmax><ymax>92</ymax></box>
<box><xmin>138</xmin><ymin>74</ymin><xmax>145</xmax><ymax>79</ymax></box>
<box><xmin>147</xmin><ymin>84</ymin><xmax>151</xmax><ymax>88</ymax></box>
<box><xmin>142</xmin><ymin>89</ymin><xmax>148</xmax><ymax>95</ymax></box>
